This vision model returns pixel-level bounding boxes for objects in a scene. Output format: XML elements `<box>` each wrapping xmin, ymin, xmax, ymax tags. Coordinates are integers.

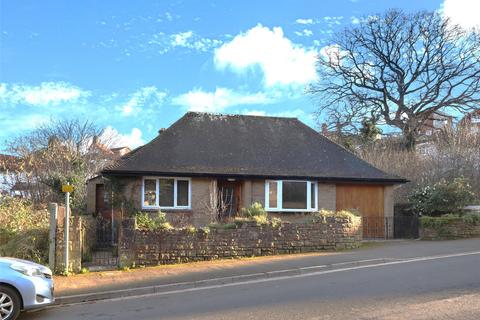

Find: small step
<box><xmin>83</xmin><ymin>249</ymin><xmax>119</xmax><ymax>270</ymax></box>
<box><xmin>85</xmin><ymin>265</ymin><xmax>118</xmax><ymax>272</ymax></box>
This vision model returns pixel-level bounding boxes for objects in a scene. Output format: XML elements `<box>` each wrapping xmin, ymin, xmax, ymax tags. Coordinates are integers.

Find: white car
<box><xmin>0</xmin><ymin>257</ymin><xmax>54</xmax><ymax>320</ymax></box>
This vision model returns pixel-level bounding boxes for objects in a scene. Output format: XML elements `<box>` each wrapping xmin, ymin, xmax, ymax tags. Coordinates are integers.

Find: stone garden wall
<box><xmin>420</xmin><ymin>219</ymin><xmax>480</xmax><ymax>240</ymax></box>
<box><xmin>118</xmin><ymin>216</ymin><xmax>362</xmax><ymax>267</ymax></box>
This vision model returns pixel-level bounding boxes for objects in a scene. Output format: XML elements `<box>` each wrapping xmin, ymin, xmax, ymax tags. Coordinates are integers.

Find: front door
<box><xmin>217</xmin><ymin>180</ymin><xmax>242</xmax><ymax>218</ymax></box>
<box><xmin>95</xmin><ymin>184</ymin><xmax>105</xmax><ymax>214</ymax></box>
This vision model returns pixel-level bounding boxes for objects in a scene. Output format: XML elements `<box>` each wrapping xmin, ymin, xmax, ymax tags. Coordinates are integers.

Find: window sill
<box><xmin>142</xmin><ymin>207</ymin><xmax>192</xmax><ymax>211</ymax></box>
<box><xmin>266</xmin><ymin>209</ymin><xmax>318</xmax><ymax>213</ymax></box>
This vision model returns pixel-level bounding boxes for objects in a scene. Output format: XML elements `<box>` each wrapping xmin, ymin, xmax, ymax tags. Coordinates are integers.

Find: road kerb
<box><xmin>54</xmin><ymin>258</ymin><xmax>390</xmax><ymax>305</ymax></box>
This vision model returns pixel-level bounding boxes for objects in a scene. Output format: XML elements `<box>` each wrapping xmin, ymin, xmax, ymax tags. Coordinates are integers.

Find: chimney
<box><xmin>321</xmin><ymin>123</ymin><xmax>329</xmax><ymax>136</ymax></box>
<box><xmin>158</xmin><ymin>128</ymin><xmax>166</xmax><ymax>135</ymax></box>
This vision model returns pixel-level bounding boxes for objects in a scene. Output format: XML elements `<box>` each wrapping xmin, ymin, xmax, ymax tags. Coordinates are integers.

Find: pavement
<box><xmin>51</xmin><ymin>238</ymin><xmax>480</xmax><ymax>304</ymax></box>
<box><xmin>21</xmin><ymin>238</ymin><xmax>480</xmax><ymax>319</ymax></box>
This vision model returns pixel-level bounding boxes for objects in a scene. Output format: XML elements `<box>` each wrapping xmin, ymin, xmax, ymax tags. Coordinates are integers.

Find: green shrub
<box><xmin>233</xmin><ymin>215</ymin><xmax>280</xmax><ymax>227</ymax></box>
<box><xmin>409</xmin><ymin>177</ymin><xmax>475</xmax><ymax>216</ymax></box>
<box><xmin>252</xmin><ymin>214</ymin><xmax>268</xmax><ymax>225</ymax></box>
<box><xmin>420</xmin><ymin>212</ymin><xmax>480</xmax><ymax>229</ymax></box>
<box><xmin>209</xmin><ymin>222</ymin><xmax>237</xmax><ymax>230</ymax></box>
<box><xmin>135</xmin><ymin>211</ymin><xmax>172</xmax><ymax>230</ymax></box>
<box><xmin>238</xmin><ymin>202</ymin><xmax>272</xmax><ymax>225</ymax></box>
<box><xmin>0</xmin><ymin>228</ymin><xmax>49</xmax><ymax>263</ymax></box>
<box><xmin>312</xmin><ymin>209</ymin><xmax>359</xmax><ymax>223</ymax></box>
<box><xmin>271</xmin><ymin>217</ymin><xmax>282</xmax><ymax>228</ymax></box>
<box><xmin>200</xmin><ymin>226</ymin><xmax>210</xmax><ymax>234</ymax></box>
<box><xmin>233</xmin><ymin>217</ymin><xmax>249</xmax><ymax>225</ymax></box>
<box><xmin>184</xmin><ymin>226</ymin><xmax>197</xmax><ymax>233</ymax></box>
<box><xmin>420</xmin><ymin>215</ymin><xmax>460</xmax><ymax>228</ymax></box>
<box><xmin>0</xmin><ymin>196</ymin><xmax>49</xmax><ymax>235</ymax></box>
<box><xmin>82</xmin><ymin>250</ymin><xmax>93</xmax><ymax>263</ymax></box>
<box><xmin>462</xmin><ymin>212</ymin><xmax>480</xmax><ymax>225</ymax></box>
<box><xmin>241</xmin><ymin>202</ymin><xmax>267</xmax><ymax>218</ymax></box>
<box><xmin>0</xmin><ymin>196</ymin><xmax>49</xmax><ymax>263</ymax></box>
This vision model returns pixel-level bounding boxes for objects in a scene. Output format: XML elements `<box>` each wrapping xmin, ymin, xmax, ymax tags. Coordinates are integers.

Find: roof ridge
<box><xmin>186</xmin><ymin>111</ymin><xmax>298</xmax><ymax>120</ymax></box>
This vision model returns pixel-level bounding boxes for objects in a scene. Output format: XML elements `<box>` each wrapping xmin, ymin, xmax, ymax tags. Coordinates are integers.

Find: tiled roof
<box><xmin>103</xmin><ymin>112</ymin><xmax>406</xmax><ymax>183</ymax></box>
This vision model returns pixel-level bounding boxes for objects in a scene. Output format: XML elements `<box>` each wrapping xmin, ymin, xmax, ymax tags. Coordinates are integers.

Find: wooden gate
<box><xmin>336</xmin><ymin>184</ymin><xmax>385</xmax><ymax>238</ymax></box>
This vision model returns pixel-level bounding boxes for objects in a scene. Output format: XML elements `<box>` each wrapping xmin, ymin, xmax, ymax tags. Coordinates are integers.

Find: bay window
<box><xmin>142</xmin><ymin>177</ymin><xmax>191</xmax><ymax>209</ymax></box>
<box><xmin>265</xmin><ymin>180</ymin><xmax>317</xmax><ymax>211</ymax></box>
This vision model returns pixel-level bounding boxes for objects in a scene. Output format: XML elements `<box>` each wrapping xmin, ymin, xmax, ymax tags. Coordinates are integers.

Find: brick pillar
<box><xmin>54</xmin><ymin>206</ymin><xmax>83</xmax><ymax>273</ymax></box>
<box><xmin>118</xmin><ymin>218</ymin><xmax>136</xmax><ymax>268</ymax></box>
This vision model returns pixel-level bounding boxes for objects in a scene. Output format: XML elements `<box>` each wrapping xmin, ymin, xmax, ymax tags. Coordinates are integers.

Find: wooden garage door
<box><xmin>336</xmin><ymin>184</ymin><xmax>385</xmax><ymax>238</ymax></box>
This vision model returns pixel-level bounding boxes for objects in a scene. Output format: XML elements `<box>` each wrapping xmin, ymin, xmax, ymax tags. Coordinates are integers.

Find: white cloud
<box><xmin>323</xmin><ymin>16</ymin><xmax>344</xmax><ymax>26</ymax></box>
<box><xmin>120</xmin><ymin>86</ymin><xmax>167</xmax><ymax>116</ymax></box>
<box><xmin>295</xmin><ymin>29</ymin><xmax>313</xmax><ymax>37</ymax></box>
<box><xmin>0</xmin><ymin>82</ymin><xmax>89</xmax><ymax>106</ymax></box>
<box><xmin>240</xmin><ymin>109</ymin><xmax>267</xmax><ymax>116</ymax></box>
<box><xmin>442</xmin><ymin>0</ymin><xmax>480</xmax><ymax>30</ymax></box>
<box><xmin>239</xmin><ymin>108</ymin><xmax>306</xmax><ymax>119</ymax></box>
<box><xmin>350</xmin><ymin>16</ymin><xmax>360</xmax><ymax>24</ymax></box>
<box><xmin>273</xmin><ymin>109</ymin><xmax>305</xmax><ymax>118</ymax></box>
<box><xmin>170</xmin><ymin>31</ymin><xmax>222</xmax><ymax>52</ymax></box>
<box><xmin>172</xmin><ymin>87</ymin><xmax>273</xmax><ymax>112</ymax></box>
<box><xmin>214</xmin><ymin>24</ymin><xmax>318</xmax><ymax>87</ymax></box>
<box><xmin>296</xmin><ymin>18</ymin><xmax>314</xmax><ymax>25</ymax></box>
<box><xmin>149</xmin><ymin>31</ymin><xmax>223</xmax><ymax>54</ymax></box>
<box><xmin>101</xmin><ymin>126</ymin><xmax>145</xmax><ymax>148</ymax></box>
<box><xmin>171</xmin><ymin>31</ymin><xmax>193</xmax><ymax>47</ymax></box>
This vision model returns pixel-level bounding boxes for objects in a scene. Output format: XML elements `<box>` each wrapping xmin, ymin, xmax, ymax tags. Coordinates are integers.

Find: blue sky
<box><xmin>0</xmin><ymin>0</ymin><xmax>474</xmax><ymax>149</ymax></box>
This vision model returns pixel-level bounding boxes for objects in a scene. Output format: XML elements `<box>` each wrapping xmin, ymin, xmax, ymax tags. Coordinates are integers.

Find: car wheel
<box><xmin>0</xmin><ymin>285</ymin><xmax>21</xmax><ymax>320</ymax></box>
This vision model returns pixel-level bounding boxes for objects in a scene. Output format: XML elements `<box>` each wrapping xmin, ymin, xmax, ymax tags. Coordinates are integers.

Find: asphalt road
<box><xmin>56</xmin><ymin>238</ymin><xmax>480</xmax><ymax>297</ymax></box>
<box><xmin>22</xmin><ymin>243</ymin><xmax>480</xmax><ymax>320</ymax></box>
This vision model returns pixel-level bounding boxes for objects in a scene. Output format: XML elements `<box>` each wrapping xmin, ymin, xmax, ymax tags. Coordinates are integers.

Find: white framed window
<box><xmin>142</xmin><ymin>177</ymin><xmax>191</xmax><ymax>209</ymax></box>
<box><xmin>265</xmin><ymin>180</ymin><xmax>318</xmax><ymax>212</ymax></box>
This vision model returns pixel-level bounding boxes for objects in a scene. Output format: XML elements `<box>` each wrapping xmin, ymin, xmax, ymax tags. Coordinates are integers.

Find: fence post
<box><xmin>48</xmin><ymin>203</ymin><xmax>57</xmax><ymax>271</ymax></box>
<box><xmin>385</xmin><ymin>218</ymin><xmax>389</xmax><ymax>240</ymax></box>
<box><xmin>65</xmin><ymin>189</ymin><xmax>70</xmax><ymax>273</ymax></box>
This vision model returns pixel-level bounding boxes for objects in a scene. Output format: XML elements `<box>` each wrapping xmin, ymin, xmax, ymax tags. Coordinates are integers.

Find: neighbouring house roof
<box><xmin>102</xmin><ymin>112</ymin><xmax>407</xmax><ymax>184</ymax></box>
<box><xmin>431</xmin><ymin>110</ymin><xmax>453</xmax><ymax>119</ymax></box>
<box><xmin>460</xmin><ymin>109</ymin><xmax>480</xmax><ymax>125</ymax></box>
<box><xmin>90</xmin><ymin>135</ymin><xmax>131</xmax><ymax>158</ymax></box>
<box><xmin>110</xmin><ymin>146</ymin><xmax>131</xmax><ymax>157</ymax></box>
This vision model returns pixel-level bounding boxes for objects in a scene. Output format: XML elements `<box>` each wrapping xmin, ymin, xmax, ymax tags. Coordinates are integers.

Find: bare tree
<box><xmin>357</xmin><ymin>127</ymin><xmax>480</xmax><ymax>202</ymax></box>
<box><xmin>310</xmin><ymin>10</ymin><xmax>480</xmax><ymax>149</ymax></box>
<box><xmin>1</xmin><ymin>119</ymin><xmax>120</xmax><ymax>210</ymax></box>
<box><xmin>201</xmin><ymin>181</ymin><xmax>230</xmax><ymax>223</ymax></box>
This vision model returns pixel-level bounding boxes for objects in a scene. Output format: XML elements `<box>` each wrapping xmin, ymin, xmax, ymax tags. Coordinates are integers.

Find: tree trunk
<box><xmin>402</xmin><ymin>127</ymin><xmax>417</xmax><ymax>151</ymax></box>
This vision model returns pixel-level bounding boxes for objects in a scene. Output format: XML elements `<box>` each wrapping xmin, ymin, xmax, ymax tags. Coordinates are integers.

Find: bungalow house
<box><xmin>459</xmin><ymin>109</ymin><xmax>480</xmax><ymax>134</ymax></box>
<box><xmin>87</xmin><ymin>112</ymin><xmax>406</xmax><ymax>238</ymax></box>
<box><xmin>418</xmin><ymin>110</ymin><xmax>454</xmax><ymax>137</ymax></box>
